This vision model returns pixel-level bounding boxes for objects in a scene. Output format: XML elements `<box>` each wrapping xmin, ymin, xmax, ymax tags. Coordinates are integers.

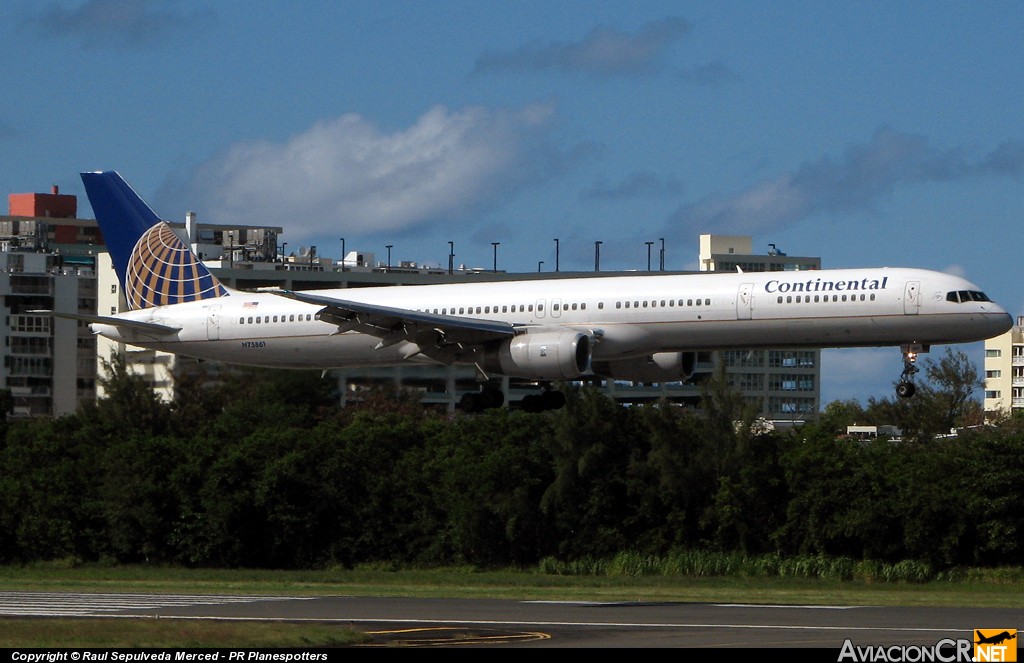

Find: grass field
<box><xmin>2</xmin><ymin>564</ymin><xmax>1023</xmax><ymax>647</ymax></box>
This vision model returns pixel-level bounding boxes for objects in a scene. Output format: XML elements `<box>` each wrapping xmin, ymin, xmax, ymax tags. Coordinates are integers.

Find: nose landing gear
<box><xmin>896</xmin><ymin>344</ymin><xmax>927</xmax><ymax>398</ymax></box>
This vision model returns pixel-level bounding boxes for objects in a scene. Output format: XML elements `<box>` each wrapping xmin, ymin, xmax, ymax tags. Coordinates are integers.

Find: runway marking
<box><xmin>358</xmin><ymin>627</ymin><xmax>551</xmax><ymax>647</ymax></box>
<box><xmin>713</xmin><ymin>604</ymin><xmax>866</xmax><ymax>609</ymax></box>
<box><xmin>0</xmin><ymin>591</ymin><xmax>313</xmax><ymax>617</ymax></box>
<box><xmin>525</xmin><ymin>600</ymin><xmax>865</xmax><ymax>609</ymax></box>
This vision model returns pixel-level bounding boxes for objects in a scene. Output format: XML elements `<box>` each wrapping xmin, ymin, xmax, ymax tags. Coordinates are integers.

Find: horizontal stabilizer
<box><xmin>30</xmin><ymin>310</ymin><xmax>182</xmax><ymax>336</ymax></box>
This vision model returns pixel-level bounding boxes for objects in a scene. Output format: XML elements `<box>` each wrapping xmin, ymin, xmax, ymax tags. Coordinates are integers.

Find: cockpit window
<box><xmin>946</xmin><ymin>290</ymin><xmax>991</xmax><ymax>303</ymax></box>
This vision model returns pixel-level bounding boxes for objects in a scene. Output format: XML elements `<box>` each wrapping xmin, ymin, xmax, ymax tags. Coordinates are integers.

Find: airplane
<box><xmin>976</xmin><ymin>630</ymin><xmax>1016</xmax><ymax>645</ymax></box>
<box><xmin>44</xmin><ymin>170</ymin><xmax>1013</xmax><ymax>412</ymax></box>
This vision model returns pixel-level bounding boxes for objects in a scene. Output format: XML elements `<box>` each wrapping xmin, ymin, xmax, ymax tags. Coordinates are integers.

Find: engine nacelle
<box><xmin>592</xmin><ymin>351</ymin><xmax>698</xmax><ymax>383</ymax></box>
<box><xmin>483</xmin><ymin>331</ymin><xmax>591</xmax><ymax>380</ymax></box>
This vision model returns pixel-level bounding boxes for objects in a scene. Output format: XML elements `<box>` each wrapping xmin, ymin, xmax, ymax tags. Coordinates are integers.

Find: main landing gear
<box><xmin>458</xmin><ymin>386</ymin><xmax>504</xmax><ymax>413</ymax></box>
<box><xmin>895</xmin><ymin>344</ymin><xmax>926</xmax><ymax>398</ymax></box>
<box><xmin>457</xmin><ymin>384</ymin><xmax>567</xmax><ymax>413</ymax></box>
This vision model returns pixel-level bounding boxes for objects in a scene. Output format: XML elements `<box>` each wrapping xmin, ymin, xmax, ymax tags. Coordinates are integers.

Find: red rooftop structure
<box><xmin>9</xmin><ymin>185</ymin><xmax>77</xmax><ymax>218</ymax></box>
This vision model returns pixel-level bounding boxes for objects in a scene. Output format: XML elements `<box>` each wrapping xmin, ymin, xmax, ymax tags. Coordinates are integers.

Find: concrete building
<box><xmin>1</xmin><ymin>190</ymin><xmax>100</xmax><ymax>416</ymax></box>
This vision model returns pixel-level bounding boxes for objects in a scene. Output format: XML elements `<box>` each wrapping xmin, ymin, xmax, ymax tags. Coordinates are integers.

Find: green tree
<box><xmin>541</xmin><ymin>387</ymin><xmax>644</xmax><ymax>560</ymax></box>
<box><xmin>866</xmin><ymin>348</ymin><xmax>983</xmax><ymax>442</ymax></box>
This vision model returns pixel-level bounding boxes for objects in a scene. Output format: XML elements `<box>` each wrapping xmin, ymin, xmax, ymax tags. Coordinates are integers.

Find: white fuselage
<box><xmin>93</xmin><ymin>267</ymin><xmax>1012</xmax><ymax>370</ymax></box>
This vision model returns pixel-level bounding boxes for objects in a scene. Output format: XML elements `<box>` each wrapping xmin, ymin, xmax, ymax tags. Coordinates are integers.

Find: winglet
<box><xmin>81</xmin><ymin>171</ymin><xmax>228</xmax><ymax>310</ymax></box>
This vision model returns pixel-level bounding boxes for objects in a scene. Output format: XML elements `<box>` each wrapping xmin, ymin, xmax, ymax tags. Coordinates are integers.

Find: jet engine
<box><xmin>592</xmin><ymin>351</ymin><xmax>698</xmax><ymax>383</ymax></box>
<box><xmin>482</xmin><ymin>330</ymin><xmax>591</xmax><ymax>380</ymax></box>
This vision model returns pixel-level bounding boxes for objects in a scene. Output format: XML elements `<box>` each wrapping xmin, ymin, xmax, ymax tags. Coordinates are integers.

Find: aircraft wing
<box><xmin>30</xmin><ymin>310</ymin><xmax>182</xmax><ymax>336</ymax></box>
<box><xmin>278</xmin><ymin>290</ymin><xmax>518</xmax><ymax>354</ymax></box>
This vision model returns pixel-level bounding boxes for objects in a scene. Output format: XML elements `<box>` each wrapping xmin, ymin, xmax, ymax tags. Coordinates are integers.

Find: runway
<box><xmin>1</xmin><ymin>591</ymin><xmax>1021</xmax><ymax>648</ymax></box>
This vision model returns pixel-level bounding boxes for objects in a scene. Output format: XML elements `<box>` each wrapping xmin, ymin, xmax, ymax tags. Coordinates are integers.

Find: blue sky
<box><xmin>3</xmin><ymin>0</ymin><xmax>1023</xmax><ymax>406</ymax></box>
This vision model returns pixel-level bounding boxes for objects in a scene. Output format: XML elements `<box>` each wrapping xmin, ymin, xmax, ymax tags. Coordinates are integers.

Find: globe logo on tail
<box><xmin>125</xmin><ymin>223</ymin><xmax>228</xmax><ymax>309</ymax></box>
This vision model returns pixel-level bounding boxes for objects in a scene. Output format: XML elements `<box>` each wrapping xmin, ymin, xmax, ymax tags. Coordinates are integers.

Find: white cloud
<box><xmin>176</xmin><ymin>104</ymin><xmax>558</xmax><ymax>243</ymax></box>
<box><xmin>668</xmin><ymin>128</ymin><xmax>1024</xmax><ymax>237</ymax></box>
<box><xmin>30</xmin><ymin>0</ymin><xmax>213</xmax><ymax>50</ymax></box>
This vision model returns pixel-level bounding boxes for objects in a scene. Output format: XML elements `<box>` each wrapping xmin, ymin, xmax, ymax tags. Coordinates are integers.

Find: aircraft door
<box><xmin>207</xmin><ymin>304</ymin><xmax>222</xmax><ymax>340</ymax></box>
<box><xmin>737</xmin><ymin>283</ymin><xmax>753</xmax><ymax>320</ymax></box>
<box><xmin>903</xmin><ymin>281</ymin><xmax>920</xmax><ymax>315</ymax></box>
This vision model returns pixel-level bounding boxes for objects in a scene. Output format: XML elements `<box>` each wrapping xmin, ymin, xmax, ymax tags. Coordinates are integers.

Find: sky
<box><xmin>2</xmin><ymin>0</ymin><xmax>1023</xmax><ymax>406</ymax></box>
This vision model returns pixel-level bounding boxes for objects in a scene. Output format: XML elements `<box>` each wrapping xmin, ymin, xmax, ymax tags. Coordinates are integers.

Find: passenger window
<box><xmin>239</xmin><ymin>317</ymin><xmax>244</xmax><ymax>324</ymax></box>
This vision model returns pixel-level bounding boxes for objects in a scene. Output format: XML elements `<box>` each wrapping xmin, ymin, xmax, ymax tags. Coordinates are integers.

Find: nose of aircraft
<box><xmin>985</xmin><ymin>310</ymin><xmax>1014</xmax><ymax>338</ymax></box>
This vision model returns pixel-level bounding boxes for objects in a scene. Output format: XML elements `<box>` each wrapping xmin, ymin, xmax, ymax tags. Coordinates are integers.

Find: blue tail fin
<box><xmin>82</xmin><ymin>171</ymin><xmax>228</xmax><ymax>310</ymax></box>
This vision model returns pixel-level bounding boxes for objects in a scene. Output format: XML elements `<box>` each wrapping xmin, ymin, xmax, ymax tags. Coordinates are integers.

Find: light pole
<box><xmin>492</xmin><ymin>242</ymin><xmax>500</xmax><ymax>272</ymax></box>
<box><xmin>281</xmin><ymin>242</ymin><xmax>287</xmax><ymax>263</ymax></box>
<box><xmin>385</xmin><ymin>244</ymin><xmax>393</xmax><ymax>269</ymax></box>
<box><xmin>645</xmin><ymin>241</ymin><xmax>654</xmax><ymax>271</ymax></box>
<box><xmin>227</xmin><ymin>232</ymin><xmax>233</xmax><ymax>269</ymax></box>
<box><xmin>553</xmin><ymin>238</ymin><xmax>560</xmax><ymax>272</ymax></box>
<box><xmin>538</xmin><ymin>260</ymin><xmax>544</xmax><ymax>272</ymax></box>
<box><xmin>659</xmin><ymin>237</ymin><xmax>665</xmax><ymax>271</ymax></box>
<box><xmin>594</xmin><ymin>241</ymin><xmax>602</xmax><ymax>272</ymax></box>
<box><xmin>448</xmin><ymin>241</ymin><xmax>454</xmax><ymax>274</ymax></box>
<box><xmin>339</xmin><ymin>238</ymin><xmax>345</xmax><ymax>269</ymax></box>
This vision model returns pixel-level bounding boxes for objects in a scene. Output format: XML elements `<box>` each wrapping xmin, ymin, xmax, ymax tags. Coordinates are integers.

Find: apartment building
<box><xmin>983</xmin><ymin>315</ymin><xmax>1024</xmax><ymax>420</ymax></box>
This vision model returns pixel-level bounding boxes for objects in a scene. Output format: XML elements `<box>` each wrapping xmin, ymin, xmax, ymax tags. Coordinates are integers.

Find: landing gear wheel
<box><xmin>896</xmin><ymin>345</ymin><xmax>922</xmax><ymax>399</ymax></box>
<box><xmin>459</xmin><ymin>387</ymin><xmax>505</xmax><ymax>413</ymax></box>
<box><xmin>459</xmin><ymin>392</ymin><xmax>482</xmax><ymax>413</ymax></box>
<box><xmin>896</xmin><ymin>381</ymin><xmax>916</xmax><ymax>399</ymax></box>
<box><xmin>540</xmin><ymin>390</ymin><xmax>566</xmax><ymax>410</ymax></box>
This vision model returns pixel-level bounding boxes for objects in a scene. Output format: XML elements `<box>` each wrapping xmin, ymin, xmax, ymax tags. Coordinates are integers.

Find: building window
<box><xmin>986</xmin><ymin>349</ymin><xmax>1002</xmax><ymax>357</ymax></box>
